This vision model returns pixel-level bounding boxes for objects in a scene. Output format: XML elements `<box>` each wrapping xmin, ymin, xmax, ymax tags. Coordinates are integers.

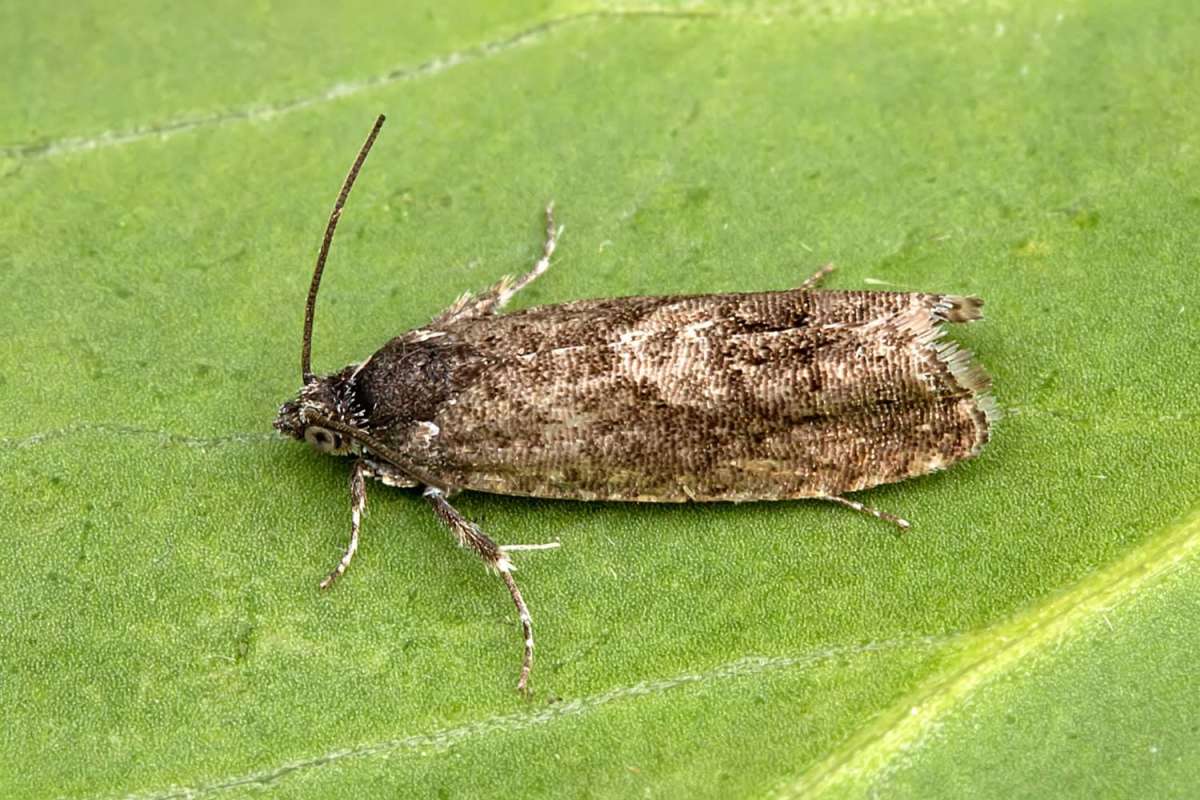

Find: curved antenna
<box><xmin>301</xmin><ymin>114</ymin><xmax>387</xmax><ymax>382</ymax></box>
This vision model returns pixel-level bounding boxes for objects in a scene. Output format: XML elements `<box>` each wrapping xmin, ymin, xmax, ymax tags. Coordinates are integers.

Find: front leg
<box><xmin>362</xmin><ymin>457</ymin><xmax>418</xmax><ymax>488</ymax></box>
<box><xmin>424</xmin><ymin>487</ymin><xmax>537</xmax><ymax>693</ymax></box>
<box><xmin>319</xmin><ymin>458</ymin><xmax>367</xmax><ymax>590</ymax></box>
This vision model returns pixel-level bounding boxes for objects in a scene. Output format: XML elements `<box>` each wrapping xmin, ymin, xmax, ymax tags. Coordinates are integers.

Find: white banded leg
<box><xmin>320</xmin><ymin>459</ymin><xmax>368</xmax><ymax>590</ymax></box>
<box><xmin>361</xmin><ymin>458</ymin><xmax>418</xmax><ymax>488</ymax></box>
<box><xmin>824</xmin><ymin>494</ymin><xmax>911</xmax><ymax>531</ymax></box>
<box><xmin>431</xmin><ymin>204</ymin><xmax>561</xmax><ymax>325</ymax></box>
<box><xmin>493</xmin><ymin>202</ymin><xmax>559</xmax><ymax>312</ymax></box>
<box><xmin>424</xmin><ymin>487</ymin><xmax>538</xmax><ymax>693</ymax></box>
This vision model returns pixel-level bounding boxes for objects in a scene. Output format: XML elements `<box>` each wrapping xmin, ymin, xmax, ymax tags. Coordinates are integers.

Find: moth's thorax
<box><xmin>349</xmin><ymin>332</ymin><xmax>475</xmax><ymax>428</ymax></box>
<box><xmin>273</xmin><ymin>364</ymin><xmax>368</xmax><ymax>456</ymax></box>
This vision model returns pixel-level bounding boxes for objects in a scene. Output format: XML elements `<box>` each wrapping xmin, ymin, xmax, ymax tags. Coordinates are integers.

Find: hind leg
<box><xmin>823</xmin><ymin>494</ymin><xmax>910</xmax><ymax>531</ymax></box>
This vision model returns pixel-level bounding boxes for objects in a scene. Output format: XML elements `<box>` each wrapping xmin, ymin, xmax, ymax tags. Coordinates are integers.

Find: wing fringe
<box><xmin>910</xmin><ymin>294</ymin><xmax>1002</xmax><ymax>430</ymax></box>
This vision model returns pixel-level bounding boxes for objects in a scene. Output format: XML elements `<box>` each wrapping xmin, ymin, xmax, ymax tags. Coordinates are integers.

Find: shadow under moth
<box><xmin>275</xmin><ymin>116</ymin><xmax>999</xmax><ymax>692</ymax></box>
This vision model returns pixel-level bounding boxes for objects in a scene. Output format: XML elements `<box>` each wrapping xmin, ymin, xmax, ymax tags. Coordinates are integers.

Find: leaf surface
<box><xmin>2</xmin><ymin>1</ymin><xmax>1198</xmax><ymax>797</ymax></box>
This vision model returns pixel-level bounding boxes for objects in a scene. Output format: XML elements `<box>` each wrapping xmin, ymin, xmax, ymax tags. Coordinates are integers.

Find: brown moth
<box><xmin>274</xmin><ymin>116</ymin><xmax>999</xmax><ymax>692</ymax></box>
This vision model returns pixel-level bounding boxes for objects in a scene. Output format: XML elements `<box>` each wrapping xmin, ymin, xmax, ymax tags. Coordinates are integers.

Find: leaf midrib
<box><xmin>783</xmin><ymin>502</ymin><xmax>1200</xmax><ymax>798</ymax></box>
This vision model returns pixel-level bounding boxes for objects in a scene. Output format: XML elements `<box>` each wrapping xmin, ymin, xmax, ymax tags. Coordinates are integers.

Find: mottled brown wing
<box><xmin>356</xmin><ymin>289</ymin><xmax>996</xmax><ymax>502</ymax></box>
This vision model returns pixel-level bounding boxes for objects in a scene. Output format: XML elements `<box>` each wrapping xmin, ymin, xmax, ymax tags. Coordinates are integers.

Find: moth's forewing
<box><xmin>352</xmin><ymin>290</ymin><xmax>995</xmax><ymax>502</ymax></box>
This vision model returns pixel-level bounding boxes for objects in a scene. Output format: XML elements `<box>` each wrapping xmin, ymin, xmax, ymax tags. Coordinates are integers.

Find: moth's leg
<box><xmin>319</xmin><ymin>459</ymin><xmax>368</xmax><ymax>590</ymax></box>
<box><xmin>431</xmin><ymin>204</ymin><xmax>559</xmax><ymax>325</ymax></box>
<box><xmin>424</xmin><ymin>486</ymin><xmax>537</xmax><ymax>693</ymax></box>
<box><xmin>797</xmin><ymin>263</ymin><xmax>835</xmax><ymax>291</ymax></box>
<box><xmin>491</xmin><ymin>202</ymin><xmax>559</xmax><ymax>313</ymax></box>
<box><xmin>361</xmin><ymin>458</ymin><xmax>418</xmax><ymax>489</ymax></box>
<box><xmin>823</xmin><ymin>494</ymin><xmax>911</xmax><ymax>531</ymax></box>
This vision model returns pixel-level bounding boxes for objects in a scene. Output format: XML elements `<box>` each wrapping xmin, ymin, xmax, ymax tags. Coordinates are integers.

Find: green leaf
<box><xmin>2</xmin><ymin>1</ymin><xmax>1198</xmax><ymax>797</ymax></box>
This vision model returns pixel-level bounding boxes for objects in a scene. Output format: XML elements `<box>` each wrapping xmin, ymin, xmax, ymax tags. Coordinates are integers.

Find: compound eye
<box><xmin>305</xmin><ymin>426</ymin><xmax>337</xmax><ymax>453</ymax></box>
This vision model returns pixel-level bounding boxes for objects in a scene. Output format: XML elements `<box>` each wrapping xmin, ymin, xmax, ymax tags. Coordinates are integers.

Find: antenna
<box><xmin>301</xmin><ymin>114</ymin><xmax>386</xmax><ymax>382</ymax></box>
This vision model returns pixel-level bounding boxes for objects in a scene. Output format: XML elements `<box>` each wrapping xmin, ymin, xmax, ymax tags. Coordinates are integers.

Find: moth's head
<box><xmin>274</xmin><ymin>370</ymin><xmax>364</xmax><ymax>457</ymax></box>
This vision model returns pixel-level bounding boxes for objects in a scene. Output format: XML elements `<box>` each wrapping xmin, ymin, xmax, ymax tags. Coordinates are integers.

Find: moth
<box><xmin>275</xmin><ymin>115</ymin><xmax>998</xmax><ymax>692</ymax></box>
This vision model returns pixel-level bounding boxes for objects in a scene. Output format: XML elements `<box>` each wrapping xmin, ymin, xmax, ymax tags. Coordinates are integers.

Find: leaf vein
<box><xmin>104</xmin><ymin>635</ymin><xmax>951</xmax><ymax>800</ymax></box>
<box><xmin>0</xmin><ymin>9</ymin><xmax>722</xmax><ymax>162</ymax></box>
